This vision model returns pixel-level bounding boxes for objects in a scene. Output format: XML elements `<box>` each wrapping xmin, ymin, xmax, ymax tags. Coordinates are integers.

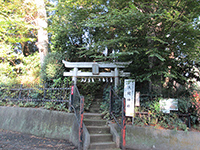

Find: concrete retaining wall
<box><xmin>0</xmin><ymin>106</ymin><xmax>79</xmax><ymax>146</ymax></box>
<box><xmin>1</xmin><ymin>106</ymin><xmax>199</xmax><ymax>150</ymax></box>
<box><xmin>111</xmin><ymin>124</ymin><xmax>200</xmax><ymax>150</ymax></box>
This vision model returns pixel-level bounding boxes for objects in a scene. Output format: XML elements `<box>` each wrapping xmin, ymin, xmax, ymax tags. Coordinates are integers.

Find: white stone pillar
<box><xmin>72</xmin><ymin>67</ymin><xmax>78</xmax><ymax>85</ymax></box>
<box><xmin>114</xmin><ymin>67</ymin><xmax>119</xmax><ymax>89</ymax></box>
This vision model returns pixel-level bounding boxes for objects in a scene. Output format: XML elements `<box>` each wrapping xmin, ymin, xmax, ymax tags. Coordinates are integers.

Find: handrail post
<box><xmin>79</xmin><ymin>96</ymin><xmax>84</xmax><ymax>150</ymax></box>
<box><xmin>18</xmin><ymin>84</ymin><xmax>22</xmax><ymax>100</ymax></box>
<box><xmin>70</xmin><ymin>82</ymin><xmax>74</xmax><ymax>112</ymax></box>
<box><xmin>122</xmin><ymin>98</ymin><xmax>126</xmax><ymax>150</ymax></box>
<box><xmin>109</xmin><ymin>86</ymin><xmax>113</xmax><ymax>120</ymax></box>
<box><xmin>43</xmin><ymin>83</ymin><xmax>47</xmax><ymax>99</ymax></box>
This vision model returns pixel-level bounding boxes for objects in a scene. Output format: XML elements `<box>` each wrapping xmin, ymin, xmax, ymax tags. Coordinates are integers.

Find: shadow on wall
<box><xmin>110</xmin><ymin>124</ymin><xmax>200</xmax><ymax>150</ymax></box>
<box><xmin>0</xmin><ymin>106</ymin><xmax>79</xmax><ymax>146</ymax></box>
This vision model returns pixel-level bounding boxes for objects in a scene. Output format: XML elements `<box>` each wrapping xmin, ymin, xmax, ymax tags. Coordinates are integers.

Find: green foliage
<box><xmin>77</xmin><ymin>80</ymin><xmax>104</xmax><ymax>111</ymax></box>
<box><xmin>1</xmin><ymin>0</ymin><xmax>200</xmax><ymax>131</ymax></box>
<box><xmin>84</xmin><ymin>94</ymin><xmax>93</xmax><ymax>111</ymax></box>
<box><xmin>0</xmin><ymin>99</ymin><xmax>69</xmax><ymax>112</ymax></box>
<box><xmin>18</xmin><ymin>102</ymin><xmax>24</xmax><ymax>107</ymax></box>
<box><xmin>0</xmin><ymin>75</ymin><xmax>71</xmax><ymax>112</ymax></box>
<box><xmin>134</xmin><ymin>89</ymin><xmax>200</xmax><ymax>130</ymax></box>
<box><xmin>0</xmin><ymin>0</ymin><xmax>36</xmax><ymax>44</ymax></box>
<box><xmin>41</xmin><ymin>52</ymin><xmax>67</xmax><ymax>82</ymax></box>
<box><xmin>0</xmin><ymin>51</ymin><xmax>41</xmax><ymax>86</ymax></box>
<box><xmin>0</xmin><ymin>0</ymin><xmax>41</xmax><ymax>86</ymax></box>
<box><xmin>48</xmin><ymin>0</ymin><xmax>107</xmax><ymax>62</ymax></box>
<box><xmin>48</xmin><ymin>0</ymin><xmax>200</xmax><ymax>96</ymax></box>
<box><xmin>134</xmin><ymin>109</ymin><xmax>189</xmax><ymax>131</ymax></box>
<box><xmin>100</xmin><ymin>84</ymin><xmax>124</xmax><ymax>119</ymax></box>
<box><xmin>100</xmin><ymin>87</ymin><xmax>110</xmax><ymax>119</ymax></box>
<box><xmin>23</xmin><ymin>102</ymin><xmax>38</xmax><ymax>107</ymax></box>
<box><xmin>0</xmin><ymin>100</ymin><xmax>6</xmax><ymax>106</ymax></box>
<box><xmin>78</xmin><ymin>80</ymin><xmax>103</xmax><ymax>96</ymax></box>
<box><xmin>193</xmin><ymin>124</ymin><xmax>200</xmax><ymax>131</ymax></box>
<box><xmin>43</xmin><ymin>101</ymin><xmax>69</xmax><ymax>112</ymax></box>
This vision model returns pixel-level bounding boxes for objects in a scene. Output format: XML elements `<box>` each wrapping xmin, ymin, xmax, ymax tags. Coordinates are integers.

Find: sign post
<box><xmin>135</xmin><ymin>91</ymin><xmax>140</xmax><ymax>107</ymax></box>
<box><xmin>124</xmin><ymin>79</ymin><xmax>135</xmax><ymax>117</ymax></box>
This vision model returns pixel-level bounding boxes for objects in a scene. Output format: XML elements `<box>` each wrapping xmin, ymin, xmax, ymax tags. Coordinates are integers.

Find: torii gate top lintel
<box><xmin>62</xmin><ymin>60</ymin><xmax>131</xmax><ymax>88</ymax></box>
<box><xmin>62</xmin><ymin>60</ymin><xmax>129</xmax><ymax>68</ymax></box>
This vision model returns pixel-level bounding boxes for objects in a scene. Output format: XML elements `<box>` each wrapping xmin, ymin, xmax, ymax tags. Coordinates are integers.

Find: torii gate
<box><xmin>62</xmin><ymin>60</ymin><xmax>130</xmax><ymax>88</ymax></box>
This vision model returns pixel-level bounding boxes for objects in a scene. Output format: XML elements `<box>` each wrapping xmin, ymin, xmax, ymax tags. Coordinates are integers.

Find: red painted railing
<box><xmin>70</xmin><ymin>83</ymin><xmax>84</xmax><ymax>150</ymax></box>
<box><xmin>109</xmin><ymin>87</ymin><xmax>126</xmax><ymax>150</ymax></box>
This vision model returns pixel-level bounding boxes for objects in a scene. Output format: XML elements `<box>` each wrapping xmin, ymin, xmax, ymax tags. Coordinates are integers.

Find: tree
<box><xmin>0</xmin><ymin>0</ymin><xmax>48</xmax><ymax>85</ymax></box>
<box><xmin>0</xmin><ymin>0</ymin><xmax>36</xmax><ymax>84</ymax></box>
<box><xmin>34</xmin><ymin>0</ymin><xmax>49</xmax><ymax>66</ymax></box>
<box><xmin>0</xmin><ymin>0</ymin><xmax>49</xmax><ymax>65</ymax></box>
<box><xmin>48</xmin><ymin>0</ymin><xmax>94</xmax><ymax>62</ymax></box>
<box><xmin>0</xmin><ymin>0</ymin><xmax>36</xmax><ymax>45</ymax></box>
<box><xmin>81</xmin><ymin>0</ymin><xmax>200</xmax><ymax>95</ymax></box>
<box><xmin>48</xmin><ymin>0</ymin><xmax>200</xmax><ymax>95</ymax></box>
<box><xmin>48</xmin><ymin>0</ymin><xmax>114</xmax><ymax>62</ymax></box>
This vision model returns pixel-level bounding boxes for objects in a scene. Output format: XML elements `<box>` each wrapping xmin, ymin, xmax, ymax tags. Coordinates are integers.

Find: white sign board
<box><xmin>135</xmin><ymin>91</ymin><xmax>140</xmax><ymax>107</ymax></box>
<box><xmin>159</xmin><ymin>98</ymin><xmax>178</xmax><ymax>113</ymax></box>
<box><xmin>124</xmin><ymin>79</ymin><xmax>135</xmax><ymax>117</ymax></box>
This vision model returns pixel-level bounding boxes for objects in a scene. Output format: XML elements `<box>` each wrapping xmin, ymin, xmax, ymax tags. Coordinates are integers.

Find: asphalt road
<box><xmin>0</xmin><ymin>129</ymin><xmax>77</xmax><ymax>150</ymax></box>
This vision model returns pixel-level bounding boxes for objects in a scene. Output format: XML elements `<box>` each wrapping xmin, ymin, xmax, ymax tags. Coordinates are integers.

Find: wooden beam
<box><xmin>63</xmin><ymin>71</ymin><xmax>130</xmax><ymax>77</ymax></box>
<box><xmin>62</xmin><ymin>60</ymin><xmax>131</xmax><ymax>68</ymax></box>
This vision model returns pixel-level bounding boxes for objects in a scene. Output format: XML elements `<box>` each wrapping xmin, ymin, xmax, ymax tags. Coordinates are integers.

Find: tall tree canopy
<box><xmin>2</xmin><ymin>0</ymin><xmax>199</xmax><ymax>93</ymax></box>
<box><xmin>49</xmin><ymin>0</ymin><xmax>200</xmax><ymax>95</ymax></box>
<box><xmin>0</xmin><ymin>0</ymin><xmax>48</xmax><ymax>85</ymax></box>
<box><xmin>0</xmin><ymin>0</ymin><xmax>36</xmax><ymax>44</ymax></box>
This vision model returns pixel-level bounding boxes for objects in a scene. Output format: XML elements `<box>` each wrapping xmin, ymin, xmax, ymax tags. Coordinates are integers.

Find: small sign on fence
<box><xmin>159</xmin><ymin>98</ymin><xmax>178</xmax><ymax>113</ymax></box>
<box><xmin>124</xmin><ymin>79</ymin><xmax>135</xmax><ymax>117</ymax></box>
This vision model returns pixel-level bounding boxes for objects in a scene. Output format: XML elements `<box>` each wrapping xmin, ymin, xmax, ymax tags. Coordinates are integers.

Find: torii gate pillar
<box><xmin>72</xmin><ymin>67</ymin><xmax>78</xmax><ymax>85</ymax></box>
<box><xmin>114</xmin><ymin>67</ymin><xmax>119</xmax><ymax>88</ymax></box>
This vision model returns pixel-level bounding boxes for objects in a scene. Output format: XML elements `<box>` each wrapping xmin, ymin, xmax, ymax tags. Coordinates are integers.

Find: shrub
<box><xmin>41</xmin><ymin>52</ymin><xmax>67</xmax><ymax>82</ymax></box>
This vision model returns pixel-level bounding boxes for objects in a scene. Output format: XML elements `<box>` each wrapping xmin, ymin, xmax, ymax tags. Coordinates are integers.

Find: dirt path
<box><xmin>0</xmin><ymin>129</ymin><xmax>77</xmax><ymax>150</ymax></box>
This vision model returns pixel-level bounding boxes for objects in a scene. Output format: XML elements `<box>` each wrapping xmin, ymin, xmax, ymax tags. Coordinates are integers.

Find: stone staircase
<box><xmin>84</xmin><ymin>113</ymin><xmax>120</xmax><ymax>150</ymax></box>
<box><xmin>89</xmin><ymin>98</ymin><xmax>102</xmax><ymax>113</ymax></box>
<box><xmin>84</xmin><ymin>97</ymin><xmax>120</xmax><ymax>150</ymax></box>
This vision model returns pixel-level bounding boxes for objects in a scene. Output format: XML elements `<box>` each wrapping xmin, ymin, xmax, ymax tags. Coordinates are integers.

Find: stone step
<box><xmin>84</xmin><ymin>119</ymin><xmax>107</xmax><ymax>126</ymax></box>
<box><xmin>84</xmin><ymin>113</ymin><xmax>102</xmax><ymax>120</ymax></box>
<box><xmin>89</xmin><ymin>100</ymin><xmax>102</xmax><ymax>113</ymax></box>
<box><xmin>90</xmin><ymin>103</ymin><xmax>101</xmax><ymax>108</ymax></box>
<box><xmin>89</xmin><ymin>108</ymin><xmax>101</xmax><ymax>113</ymax></box>
<box><xmin>90</xmin><ymin>134</ymin><xmax>113</xmax><ymax>143</ymax></box>
<box><xmin>88</xmin><ymin>142</ymin><xmax>117</xmax><ymax>149</ymax></box>
<box><xmin>87</xmin><ymin>126</ymin><xmax>110</xmax><ymax>134</ymax></box>
<box><xmin>94</xmin><ymin>98</ymin><xmax>103</xmax><ymax>102</ymax></box>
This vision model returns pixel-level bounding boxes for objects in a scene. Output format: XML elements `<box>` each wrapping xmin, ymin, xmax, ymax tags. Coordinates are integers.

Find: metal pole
<box><xmin>188</xmin><ymin>113</ymin><xmax>191</xmax><ymax>128</ymax></box>
<box><xmin>43</xmin><ymin>83</ymin><xmax>47</xmax><ymax>99</ymax></box>
<box><xmin>79</xmin><ymin>96</ymin><xmax>84</xmax><ymax>150</ymax></box>
<box><xmin>121</xmin><ymin>98</ymin><xmax>126</xmax><ymax>150</ymax></box>
<box><xmin>18</xmin><ymin>84</ymin><xmax>22</xmax><ymax>100</ymax></box>
<box><xmin>109</xmin><ymin>86</ymin><xmax>113</xmax><ymax>120</ymax></box>
<box><xmin>70</xmin><ymin>82</ymin><xmax>74</xmax><ymax>112</ymax></box>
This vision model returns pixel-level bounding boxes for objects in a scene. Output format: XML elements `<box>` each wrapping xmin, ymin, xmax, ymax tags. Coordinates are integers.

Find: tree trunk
<box><xmin>35</xmin><ymin>0</ymin><xmax>48</xmax><ymax>66</ymax></box>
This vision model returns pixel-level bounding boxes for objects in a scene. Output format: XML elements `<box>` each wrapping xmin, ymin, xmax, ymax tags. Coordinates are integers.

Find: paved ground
<box><xmin>0</xmin><ymin>129</ymin><xmax>77</xmax><ymax>150</ymax></box>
